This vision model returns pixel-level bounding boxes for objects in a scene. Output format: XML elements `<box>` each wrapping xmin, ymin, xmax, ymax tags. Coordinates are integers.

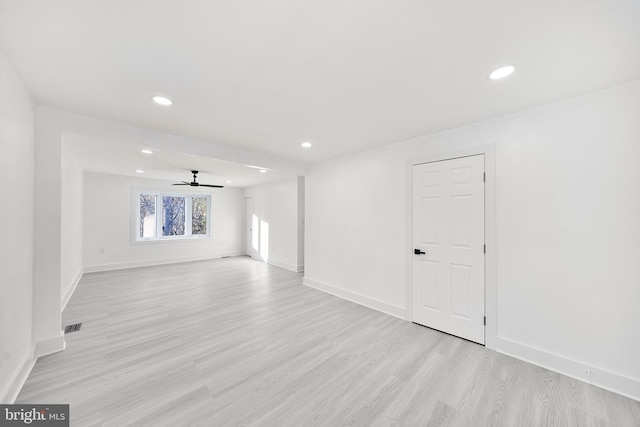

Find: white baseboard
<box><xmin>1</xmin><ymin>335</ymin><xmax>66</xmax><ymax>403</ymax></box>
<box><xmin>61</xmin><ymin>269</ymin><xmax>83</xmax><ymax>311</ymax></box>
<box><xmin>0</xmin><ymin>347</ymin><xmax>36</xmax><ymax>404</ymax></box>
<box><xmin>267</xmin><ymin>258</ymin><xmax>304</xmax><ymax>273</ymax></box>
<box><xmin>303</xmin><ymin>277</ymin><xmax>406</xmax><ymax>319</ymax></box>
<box><xmin>83</xmin><ymin>252</ymin><xmax>245</xmax><ymax>273</ymax></box>
<box><xmin>35</xmin><ymin>334</ymin><xmax>66</xmax><ymax>359</ymax></box>
<box><xmin>497</xmin><ymin>337</ymin><xmax>640</xmax><ymax>402</ymax></box>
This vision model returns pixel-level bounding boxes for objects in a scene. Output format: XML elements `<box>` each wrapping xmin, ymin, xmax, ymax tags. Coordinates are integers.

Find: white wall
<box><xmin>305</xmin><ymin>145</ymin><xmax>408</xmax><ymax>314</ymax></box>
<box><xmin>60</xmin><ymin>145</ymin><xmax>84</xmax><ymax>307</ymax></box>
<box><xmin>32</xmin><ymin>108</ymin><xmax>66</xmax><ymax>360</ymax></box>
<box><xmin>83</xmin><ymin>172</ymin><xmax>244</xmax><ymax>271</ymax></box>
<box><xmin>304</xmin><ymin>81</ymin><xmax>640</xmax><ymax>400</ymax></box>
<box><xmin>0</xmin><ymin>52</ymin><xmax>35</xmax><ymax>402</ymax></box>
<box><xmin>244</xmin><ymin>177</ymin><xmax>304</xmax><ymax>272</ymax></box>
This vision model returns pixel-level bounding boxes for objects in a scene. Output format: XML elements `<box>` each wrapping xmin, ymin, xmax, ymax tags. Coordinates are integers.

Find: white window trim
<box><xmin>133</xmin><ymin>189</ymin><xmax>212</xmax><ymax>244</ymax></box>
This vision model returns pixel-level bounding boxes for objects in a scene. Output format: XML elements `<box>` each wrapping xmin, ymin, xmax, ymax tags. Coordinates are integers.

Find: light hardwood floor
<box><xmin>17</xmin><ymin>257</ymin><xmax>640</xmax><ymax>426</ymax></box>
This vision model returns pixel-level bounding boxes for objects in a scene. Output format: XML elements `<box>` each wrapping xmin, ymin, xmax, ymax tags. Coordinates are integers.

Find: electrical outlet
<box><xmin>99</xmin><ymin>248</ymin><xmax>104</xmax><ymax>254</ymax></box>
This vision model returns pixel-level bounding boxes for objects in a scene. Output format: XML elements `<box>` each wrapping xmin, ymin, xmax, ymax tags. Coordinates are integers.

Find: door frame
<box><xmin>406</xmin><ymin>144</ymin><xmax>497</xmax><ymax>350</ymax></box>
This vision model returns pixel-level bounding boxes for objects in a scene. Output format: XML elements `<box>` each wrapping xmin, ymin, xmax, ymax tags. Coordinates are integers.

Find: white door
<box><xmin>412</xmin><ymin>155</ymin><xmax>485</xmax><ymax>344</ymax></box>
<box><xmin>245</xmin><ymin>197</ymin><xmax>256</xmax><ymax>258</ymax></box>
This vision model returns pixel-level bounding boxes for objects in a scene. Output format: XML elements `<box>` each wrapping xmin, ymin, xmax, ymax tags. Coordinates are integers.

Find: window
<box><xmin>136</xmin><ymin>192</ymin><xmax>211</xmax><ymax>241</ymax></box>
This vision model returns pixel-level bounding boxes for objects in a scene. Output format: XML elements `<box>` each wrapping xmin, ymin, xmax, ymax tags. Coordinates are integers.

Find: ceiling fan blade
<box><xmin>173</xmin><ymin>172</ymin><xmax>222</xmax><ymax>188</ymax></box>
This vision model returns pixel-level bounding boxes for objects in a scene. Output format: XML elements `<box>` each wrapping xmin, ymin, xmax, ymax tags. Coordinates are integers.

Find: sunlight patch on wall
<box><xmin>260</xmin><ymin>220</ymin><xmax>269</xmax><ymax>261</ymax></box>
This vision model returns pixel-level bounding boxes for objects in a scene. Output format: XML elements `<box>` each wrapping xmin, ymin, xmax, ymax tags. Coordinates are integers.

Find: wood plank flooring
<box><xmin>17</xmin><ymin>256</ymin><xmax>640</xmax><ymax>426</ymax></box>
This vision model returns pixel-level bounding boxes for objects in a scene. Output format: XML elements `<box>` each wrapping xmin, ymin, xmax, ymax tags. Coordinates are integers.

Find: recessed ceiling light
<box><xmin>226</xmin><ymin>180</ymin><xmax>232</xmax><ymax>183</ymax></box>
<box><xmin>152</xmin><ymin>95</ymin><xmax>173</xmax><ymax>106</ymax></box>
<box><xmin>301</xmin><ymin>141</ymin><xmax>312</xmax><ymax>148</ymax></box>
<box><xmin>489</xmin><ymin>65</ymin><xmax>515</xmax><ymax>80</ymax></box>
<box><xmin>141</xmin><ymin>149</ymin><xmax>153</xmax><ymax>154</ymax></box>
<box><xmin>136</xmin><ymin>170</ymin><xmax>144</xmax><ymax>174</ymax></box>
<box><xmin>259</xmin><ymin>169</ymin><xmax>267</xmax><ymax>173</ymax></box>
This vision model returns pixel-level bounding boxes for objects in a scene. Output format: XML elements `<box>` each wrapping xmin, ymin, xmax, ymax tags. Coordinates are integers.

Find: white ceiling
<box><xmin>1</xmin><ymin>0</ymin><xmax>639</xmax><ymax>181</ymax></box>
<box><xmin>63</xmin><ymin>133</ymin><xmax>296</xmax><ymax>187</ymax></box>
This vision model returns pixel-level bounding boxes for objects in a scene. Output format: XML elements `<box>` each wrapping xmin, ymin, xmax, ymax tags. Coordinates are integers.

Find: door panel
<box><xmin>412</xmin><ymin>155</ymin><xmax>485</xmax><ymax>344</ymax></box>
<box><xmin>421</xmin><ymin>197</ymin><xmax>440</xmax><ymax>244</ymax></box>
<box><xmin>420</xmin><ymin>260</ymin><xmax>439</xmax><ymax>309</ymax></box>
<box><xmin>450</xmin><ymin>263</ymin><xmax>471</xmax><ymax>319</ymax></box>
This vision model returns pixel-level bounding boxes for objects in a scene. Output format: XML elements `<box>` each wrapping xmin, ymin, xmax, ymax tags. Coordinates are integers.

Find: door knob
<box><xmin>414</xmin><ymin>249</ymin><xmax>426</xmax><ymax>255</ymax></box>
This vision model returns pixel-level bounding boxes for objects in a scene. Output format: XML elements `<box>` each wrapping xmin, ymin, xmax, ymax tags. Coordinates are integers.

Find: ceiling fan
<box><xmin>173</xmin><ymin>170</ymin><xmax>224</xmax><ymax>188</ymax></box>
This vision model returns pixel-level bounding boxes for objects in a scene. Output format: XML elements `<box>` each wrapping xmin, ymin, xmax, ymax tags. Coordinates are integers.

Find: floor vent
<box><xmin>64</xmin><ymin>323</ymin><xmax>82</xmax><ymax>334</ymax></box>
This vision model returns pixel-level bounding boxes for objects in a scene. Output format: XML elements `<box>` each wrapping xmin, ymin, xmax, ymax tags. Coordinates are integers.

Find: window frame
<box><xmin>133</xmin><ymin>189</ymin><xmax>212</xmax><ymax>243</ymax></box>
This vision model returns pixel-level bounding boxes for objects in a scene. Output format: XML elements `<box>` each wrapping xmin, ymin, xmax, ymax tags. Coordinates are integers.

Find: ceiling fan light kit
<box><xmin>173</xmin><ymin>170</ymin><xmax>224</xmax><ymax>188</ymax></box>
